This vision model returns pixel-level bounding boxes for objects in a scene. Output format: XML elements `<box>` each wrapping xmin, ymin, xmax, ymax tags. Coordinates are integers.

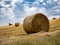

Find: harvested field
<box><xmin>0</xmin><ymin>25</ymin><xmax>26</xmax><ymax>36</ymax></box>
<box><xmin>0</xmin><ymin>30</ymin><xmax>60</xmax><ymax>45</ymax></box>
<box><xmin>49</xmin><ymin>18</ymin><xmax>60</xmax><ymax>31</ymax></box>
<box><xmin>0</xmin><ymin>18</ymin><xmax>60</xmax><ymax>45</ymax></box>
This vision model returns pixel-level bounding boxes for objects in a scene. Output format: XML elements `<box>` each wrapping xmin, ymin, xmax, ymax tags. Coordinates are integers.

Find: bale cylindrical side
<box><xmin>23</xmin><ymin>13</ymin><xmax>50</xmax><ymax>34</ymax></box>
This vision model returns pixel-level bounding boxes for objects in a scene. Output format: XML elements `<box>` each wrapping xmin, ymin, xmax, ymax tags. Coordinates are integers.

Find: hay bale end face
<box><xmin>23</xmin><ymin>13</ymin><xmax>50</xmax><ymax>34</ymax></box>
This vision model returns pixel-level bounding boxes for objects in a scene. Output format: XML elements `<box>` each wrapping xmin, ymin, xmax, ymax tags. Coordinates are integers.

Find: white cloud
<box><xmin>1</xmin><ymin>8</ymin><xmax>16</xmax><ymax>20</ymax></box>
<box><xmin>0</xmin><ymin>0</ymin><xmax>24</xmax><ymax>22</ymax></box>
<box><xmin>12</xmin><ymin>0</ymin><xmax>24</xmax><ymax>3</ymax></box>
<box><xmin>4</xmin><ymin>5</ymin><xmax>10</xmax><ymax>7</ymax></box>
<box><xmin>0</xmin><ymin>0</ymin><xmax>60</xmax><ymax>25</ymax></box>
<box><xmin>54</xmin><ymin>0</ymin><xmax>58</xmax><ymax>1</ymax></box>
<box><xmin>23</xmin><ymin>3</ymin><xmax>47</xmax><ymax>16</ymax></box>
<box><xmin>18</xmin><ymin>3</ymin><xmax>48</xmax><ymax>23</ymax></box>
<box><xmin>38</xmin><ymin>0</ymin><xmax>44</xmax><ymax>2</ymax></box>
<box><xmin>47</xmin><ymin>0</ymin><xmax>53</xmax><ymax>4</ymax></box>
<box><xmin>58</xmin><ymin>0</ymin><xmax>60</xmax><ymax>5</ymax></box>
<box><xmin>33</xmin><ymin>0</ymin><xmax>40</xmax><ymax>6</ymax></box>
<box><xmin>21</xmin><ymin>0</ymin><xmax>60</xmax><ymax>21</ymax></box>
<box><xmin>46</xmin><ymin>2</ymin><xmax>60</xmax><ymax>16</ymax></box>
<box><xmin>42</xmin><ymin>3</ymin><xmax>46</xmax><ymax>5</ymax></box>
<box><xmin>11</xmin><ymin>0</ymin><xmax>24</xmax><ymax>8</ymax></box>
<box><xmin>24</xmin><ymin>6</ymin><xmax>37</xmax><ymax>16</ymax></box>
<box><xmin>16</xmin><ymin>0</ymin><xmax>48</xmax><ymax>22</ymax></box>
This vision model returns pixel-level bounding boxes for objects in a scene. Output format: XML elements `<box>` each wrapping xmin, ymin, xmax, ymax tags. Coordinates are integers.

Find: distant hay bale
<box><xmin>53</xmin><ymin>17</ymin><xmax>56</xmax><ymax>20</ymax></box>
<box><xmin>9</xmin><ymin>23</ymin><xmax>12</xmax><ymax>26</ymax></box>
<box><xmin>15</xmin><ymin>23</ymin><xmax>20</xmax><ymax>27</ymax></box>
<box><xmin>23</xmin><ymin>13</ymin><xmax>50</xmax><ymax>34</ymax></box>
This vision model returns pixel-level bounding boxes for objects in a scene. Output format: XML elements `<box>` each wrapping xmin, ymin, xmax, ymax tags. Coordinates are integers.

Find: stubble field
<box><xmin>0</xmin><ymin>18</ymin><xmax>60</xmax><ymax>45</ymax></box>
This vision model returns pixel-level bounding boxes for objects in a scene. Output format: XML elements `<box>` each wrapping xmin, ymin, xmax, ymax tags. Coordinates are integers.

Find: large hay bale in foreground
<box><xmin>23</xmin><ymin>13</ymin><xmax>50</xmax><ymax>33</ymax></box>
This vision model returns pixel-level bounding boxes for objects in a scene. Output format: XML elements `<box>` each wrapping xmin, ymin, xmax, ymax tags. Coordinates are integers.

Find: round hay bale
<box><xmin>23</xmin><ymin>13</ymin><xmax>50</xmax><ymax>33</ymax></box>
<box><xmin>9</xmin><ymin>23</ymin><xmax>12</xmax><ymax>26</ymax></box>
<box><xmin>15</xmin><ymin>23</ymin><xmax>20</xmax><ymax>27</ymax></box>
<box><xmin>53</xmin><ymin>17</ymin><xmax>56</xmax><ymax>20</ymax></box>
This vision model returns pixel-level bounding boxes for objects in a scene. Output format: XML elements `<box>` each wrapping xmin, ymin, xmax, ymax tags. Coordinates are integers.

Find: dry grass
<box><xmin>0</xmin><ymin>30</ymin><xmax>60</xmax><ymax>45</ymax></box>
<box><xmin>49</xmin><ymin>18</ymin><xmax>60</xmax><ymax>31</ymax></box>
<box><xmin>0</xmin><ymin>18</ymin><xmax>60</xmax><ymax>45</ymax></box>
<box><xmin>0</xmin><ymin>24</ymin><xmax>26</xmax><ymax>36</ymax></box>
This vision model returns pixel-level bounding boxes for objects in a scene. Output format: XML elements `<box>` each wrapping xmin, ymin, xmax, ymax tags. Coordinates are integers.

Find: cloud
<box><xmin>0</xmin><ymin>0</ymin><xmax>60</xmax><ymax>26</ymax></box>
<box><xmin>37</xmin><ymin>0</ymin><xmax>44</xmax><ymax>2</ymax></box>
<box><xmin>1</xmin><ymin>8</ymin><xmax>16</xmax><ymax>20</ymax></box>
<box><xmin>14</xmin><ymin>0</ymin><xmax>58</xmax><ymax>22</ymax></box>
<box><xmin>12</xmin><ymin>0</ymin><xmax>24</xmax><ymax>3</ymax></box>
<box><xmin>23</xmin><ymin>4</ymin><xmax>37</xmax><ymax>15</ymax></box>
<box><xmin>46</xmin><ymin>0</ymin><xmax>60</xmax><ymax>16</ymax></box>
<box><xmin>25</xmin><ymin>7</ymin><xmax>47</xmax><ymax>15</ymax></box>
<box><xmin>0</xmin><ymin>1</ymin><xmax>15</xmax><ymax>26</ymax></box>
<box><xmin>19</xmin><ymin>6</ymin><xmax>47</xmax><ymax>24</ymax></box>
<box><xmin>21</xmin><ymin>0</ymin><xmax>48</xmax><ymax>16</ymax></box>
<box><xmin>23</xmin><ymin>0</ymin><xmax>60</xmax><ymax>19</ymax></box>
<box><xmin>11</xmin><ymin>0</ymin><xmax>24</xmax><ymax>9</ymax></box>
<box><xmin>0</xmin><ymin>0</ymin><xmax>24</xmax><ymax>21</ymax></box>
<box><xmin>0</xmin><ymin>0</ymin><xmax>26</xmax><ymax>26</ymax></box>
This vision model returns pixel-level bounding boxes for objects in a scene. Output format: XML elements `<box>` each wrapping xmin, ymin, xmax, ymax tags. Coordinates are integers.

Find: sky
<box><xmin>0</xmin><ymin>0</ymin><xmax>60</xmax><ymax>26</ymax></box>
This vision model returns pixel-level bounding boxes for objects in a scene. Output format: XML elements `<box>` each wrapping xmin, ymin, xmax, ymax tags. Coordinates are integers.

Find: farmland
<box><xmin>0</xmin><ymin>18</ymin><xmax>60</xmax><ymax>45</ymax></box>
